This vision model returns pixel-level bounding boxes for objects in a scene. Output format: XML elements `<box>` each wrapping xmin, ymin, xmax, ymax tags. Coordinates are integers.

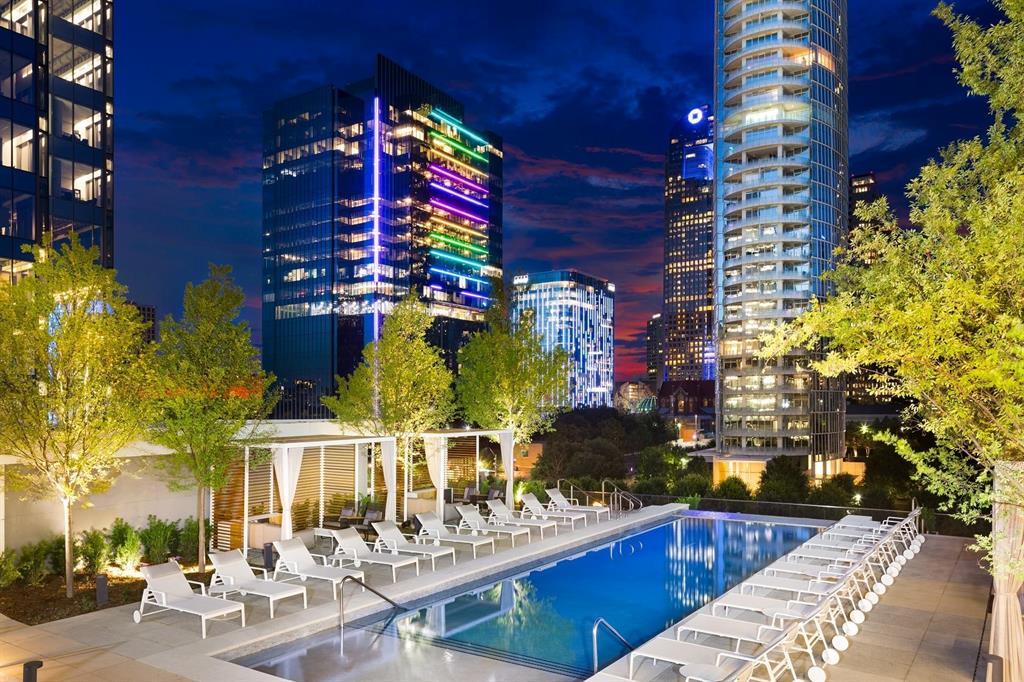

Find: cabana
<box><xmin>211</xmin><ymin>433</ymin><xmax>398</xmax><ymax>552</ymax></box>
<box><xmin>416</xmin><ymin>429</ymin><xmax>515</xmax><ymax>521</ymax></box>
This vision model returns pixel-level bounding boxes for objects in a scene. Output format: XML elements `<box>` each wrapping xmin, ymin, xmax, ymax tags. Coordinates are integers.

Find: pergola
<box><xmin>235</xmin><ymin>434</ymin><xmax>397</xmax><ymax>549</ymax></box>
<box><xmin>419</xmin><ymin>428</ymin><xmax>515</xmax><ymax>519</ymax></box>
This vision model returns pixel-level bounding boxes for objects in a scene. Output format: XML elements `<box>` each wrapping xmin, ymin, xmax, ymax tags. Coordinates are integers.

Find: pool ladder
<box><xmin>338</xmin><ymin>575</ymin><xmax>408</xmax><ymax>656</ymax></box>
<box><xmin>592</xmin><ymin>617</ymin><xmax>635</xmax><ymax>673</ymax></box>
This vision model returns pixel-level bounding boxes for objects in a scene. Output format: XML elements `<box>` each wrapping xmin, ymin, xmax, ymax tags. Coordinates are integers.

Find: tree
<box><xmin>0</xmin><ymin>236</ymin><xmax>151</xmax><ymax>597</ymax></box>
<box><xmin>148</xmin><ymin>265</ymin><xmax>276</xmax><ymax>572</ymax></box>
<box><xmin>713</xmin><ymin>476</ymin><xmax>752</xmax><ymax>501</ymax></box>
<box><xmin>323</xmin><ymin>294</ymin><xmax>454</xmax><ymax>453</ymax></box>
<box><xmin>760</xmin><ymin>3</ymin><xmax>1024</xmax><ymax>674</ymax></box>
<box><xmin>807</xmin><ymin>478</ymin><xmax>854</xmax><ymax>507</ymax></box>
<box><xmin>457</xmin><ymin>277</ymin><xmax>569</xmax><ymax>466</ymax></box>
<box><xmin>756</xmin><ymin>455</ymin><xmax>810</xmax><ymax>503</ymax></box>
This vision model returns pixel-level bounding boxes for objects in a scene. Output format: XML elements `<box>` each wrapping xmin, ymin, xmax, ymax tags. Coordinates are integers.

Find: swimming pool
<box><xmin>240</xmin><ymin>515</ymin><xmax>816</xmax><ymax>681</ymax></box>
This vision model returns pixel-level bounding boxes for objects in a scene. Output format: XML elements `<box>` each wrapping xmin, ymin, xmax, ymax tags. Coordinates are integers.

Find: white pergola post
<box><xmin>424</xmin><ymin>435</ymin><xmax>448</xmax><ymax>519</ymax></box>
<box><xmin>274</xmin><ymin>446</ymin><xmax>303</xmax><ymax>542</ymax></box>
<box><xmin>0</xmin><ymin>465</ymin><xmax>6</xmax><ymax>552</ymax></box>
<box><xmin>318</xmin><ymin>445</ymin><xmax>325</xmax><ymax>528</ymax></box>
<box><xmin>242</xmin><ymin>447</ymin><xmax>250</xmax><ymax>552</ymax></box>
<box><xmin>381</xmin><ymin>438</ymin><xmax>398</xmax><ymax>522</ymax></box>
<box><xmin>475</xmin><ymin>435</ymin><xmax>481</xmax><ymax>491</ymax></box>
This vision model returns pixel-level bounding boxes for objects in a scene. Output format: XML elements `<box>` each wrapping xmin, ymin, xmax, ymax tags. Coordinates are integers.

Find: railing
<box><xmin>338</xmin><ymin>575</ymin><xmax>407</xmax><ymax>656</ymax></box>
<box><xmin>599</xmin><ymin>480</ymin><xmax>643</xmax><ymax>514</ymax></box>
<box><xmin>592</xmin><ymin>617</ymin><xmax>634</xmax><ymax>673</ymax></box>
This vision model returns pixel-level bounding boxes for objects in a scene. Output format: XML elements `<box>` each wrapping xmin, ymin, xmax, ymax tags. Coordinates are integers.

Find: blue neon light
<box><xmin>429</xmin><ymin>267</ymin><xmax>489</xmax><ymax>285</ymax></box>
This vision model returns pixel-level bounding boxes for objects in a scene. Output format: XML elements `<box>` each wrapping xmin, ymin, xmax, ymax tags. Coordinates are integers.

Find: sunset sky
<box><xmin>114</xmin><ymin>0</ymin><xmax>997</xmax><ymax>379</ymax></box>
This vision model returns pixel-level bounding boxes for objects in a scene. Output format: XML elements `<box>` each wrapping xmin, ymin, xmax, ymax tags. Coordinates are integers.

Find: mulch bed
<box><xmin>0</xmin><ymin>565</ymin><xmax>210</xmax><ymax>626</ymax></box>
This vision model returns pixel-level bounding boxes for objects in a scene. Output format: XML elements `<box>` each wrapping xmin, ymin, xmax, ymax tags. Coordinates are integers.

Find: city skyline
<box><xmin>113</xmin><ymin>0</ymin><xmax>998</xmax><ymax>380</ymax></box>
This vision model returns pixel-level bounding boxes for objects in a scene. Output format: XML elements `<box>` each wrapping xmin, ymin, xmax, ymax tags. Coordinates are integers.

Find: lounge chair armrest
<box><xmin>252</xmin><ymin>567</ymin><xmax>269</xmax><ymax>579</ymax></box>
<box><xmin>444</xmin><ymin>524</ymin><xmax>463</xmax><ymax>533</ymax></box>
<box><xmin>310</xmin><ymin>553</ymin><xmax>330</xmax><ymax>565</ymax></box>
<box><xmin>375</xmin><ymin>538</ymin><xmax>398</xmax><ymax>552</ymax></box>
<box><xmin>420</xmin><ymin>528</ymin><xmax>441</xmax><ymax>539</ymax></box>
<box><xmin>566</xmin><ymin>496</ymin><xmax>580</xmax><ymax>505</ymax></box>
<box><xmin>210</xmin><ymin>573</ymin><xmax>234</xmax><ymax>587</ymax></box>
<box><xmin>275</xmin><ymin>558</ymin><xmax>298</xmax><ymax>574</ymax></box>
<box><xmin>186</xmin><ymin>579</ymin><xmax>207</xmax><ymax>596</ymax></box>
<box><xmin>144</xmin><ymin>588</ymin><xmax>168</xmax><ymax>606</ymax></box>
<box><xmin>716</xmin><ymin>651</ymin><xmax>757</xmax><ymax>666</ymax></box>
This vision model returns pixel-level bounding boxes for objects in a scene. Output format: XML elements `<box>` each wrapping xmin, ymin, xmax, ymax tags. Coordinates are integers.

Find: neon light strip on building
<box><xmin>460</xmin><ymin>290</ymin><xmax>491</xmax><ymax>301</ymax></box>
<box><xmin>428</xmin><ymin>147</ymin><xmax>488</xmax><ymax>177</ymax></box>
<box><xmin>429</xmin><ymin>214</ymin><xmax>486</xmax><ymax>237</ymax></box>
<box><xmin>430</xmin><ymin>198</ymin><xmax>487</xmax><ymax>224</ymax></box>
<box><xmin>430</xmin><ymin>248</ymin><xmax>485</xmax><ymax>269</ymax></box>
<box><xmin>429</xmin><ymin>267</ymin><xmax>489</xmax><ymax>285</ymax></box>
<box><xmin>429</xmin><ymin>109</ymin><xmax>489</xmax><ymax>146</ymax></box>
<box><xmin>429</xmin><ymin>181</ymin><xmax>488</xmax><ymax>209</ymax></box>
<box><xmin>429</xmin><ymin>231</ymin><xmax>487</xmax><ymax>254</ymax></box>
<box><xmin>429</xmin><ymin>131</ymin><xmax>487</xmax><ymax>162</ymax></box>
<box><xmin>428</xmin><ymin>163</ymin><xmax>488</xmax><ymax>193</ymax></box>
<box><xmin>372</xmin><ymin>96</ymin><xmax>381</xmax><ymax>342</ymax></box>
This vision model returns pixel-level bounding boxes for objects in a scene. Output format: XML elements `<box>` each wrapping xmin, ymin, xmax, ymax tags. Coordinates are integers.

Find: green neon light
<box><xmin>429</xmin><ymin>131</ymin><xmax>487</xmax><ymax>162</ymax></box>
<box><xmin>429</xmin><ymin>110</ymin><xmax>488</xmax><ymax>145</ymax></box>
<box><xmin>430</xmin><ymin>249</ymin><xmax>485</xmax><ymax>269</ymax></box>
<box><xmin>430</xmin><ymin>232</ymin><xmax>487</xmax><ymax>254</ymax></box>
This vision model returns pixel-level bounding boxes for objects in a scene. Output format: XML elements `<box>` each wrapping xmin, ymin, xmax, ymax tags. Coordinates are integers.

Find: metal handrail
<box><xmin>338</xmin><ymin>575</ymin><xmax>407</xmax><ymax>656</ymax></box>
<box><xmin>592</xmin><ymin>617</ymin><xmax>635</xmax><ymax>673</ymax></box>
<box><xmin>600</xmin><ymin>479</ymin><xmax>642</xmax><ymax>513</ymax></box>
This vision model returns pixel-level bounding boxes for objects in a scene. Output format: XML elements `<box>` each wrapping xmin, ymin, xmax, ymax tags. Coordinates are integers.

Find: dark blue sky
<box><xmin>113</xmin><ymin>0</ymin><xmax>997</xmax><ymax>379</ymax></box>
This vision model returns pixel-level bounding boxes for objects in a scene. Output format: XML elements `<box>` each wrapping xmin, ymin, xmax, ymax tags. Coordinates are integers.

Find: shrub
<box><xmin>114</xmin><ymin>526</ymin><xmax>144</xmax><ymax>571</ymax></box>
<box><xmin>140</xmin><ymin>515</ymin><xmax>178</xmax><ymax>564</ymax></box>
<box><xmin>675</xmin><ymin>494</ymin><xmax>702</xmax><ymax>509</ymax></box>
<box><xmin>515</xmin><ymin>480</ymin><xmax>548</xmax><ymax>504</ymax></box>
<box><xmin>177</xmin><ymin>517</ymin><xmax>213</xmax><ymax>565</ymax></box>
<box><xmin>0</xmin><ymin>551</ymin><xmax>19</xmax><ymax>588</ymax></box>
<box><xmin>108</xmin><ymin>517</ymin><xmax>134</xmax><ymax>556</ymax></box>
<box><xmin>631</xmin><ymin>477</ymin><xmax>670</xmax><ymax>496</ymax></box>
<box><xmin>858</xmin><ymin>485</ymin><xmax>893</xmax><ymax>510</ymax></box>
<box><xmin>79</xmin><ymin>529</ymin><xmax>110</xmax><ymax>574</ymax></box>
<box><xmin>756</xmin><ymin>456</ymin><xmax>809</xmax><ymax>502</ymax></box>
<box><xmin>807</xmin><ymin>480</ymin><xmax>854</xmax><ymax>507</ymax></box>
<box><xmin>684</xmin><ymin>456</ymin><xmax>711</xmax><ymax>477</ymax></box>
<box><xmin>831</xmin><ymin>473</ymin><xmax>857</xmax><ymax>495</ymax></box>
<box><xmin>713</xmin><ymin>476</ymin><xmax>752</xmax><ymax>500</ymax></box>
<box><xmin>17</xmin><ymin>541</ymin><xmax>51</xmax><ymax>585</ymax></box>
<box><xmin>46</xmin><ymin>535</ymin><xmax>80</xmax><ymax>576</ymax></box>
<box><xmin>674</xmin><ymin>473</ymin><xmax>711</xmax><ymax>497</ymax></box>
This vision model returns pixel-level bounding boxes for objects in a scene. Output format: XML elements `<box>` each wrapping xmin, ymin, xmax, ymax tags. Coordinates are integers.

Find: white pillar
<box><xmin>499</xmin><ymin>431</ymin><xmax>515</xmax><ymax>507</ymax></box>
<box><xmin>381</xmin><ymin>439</ymin><xmax>398</xmax><ymax>522</ymax></box>
<box><xmin>319</xmin><ymin>445</ymin><xmax>325</xmax><ymax>528</ymax></box>
<box><xmin>242</xmin><ymin>448</ymin><xmax>250</xmax><ymax>552</ymax></box>
<box><xmin>475</xmin><ymin>435</ymin><xmax>481</xmax><ymax>491</ymax></box>
<box><xmin>0</xmin><ymin>464</ymin><xmax>6</xmax><ymax>552</ymax></box>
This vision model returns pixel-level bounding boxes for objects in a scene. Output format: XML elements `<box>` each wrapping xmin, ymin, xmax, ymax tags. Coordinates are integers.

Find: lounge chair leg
<box><xmin>270</xmin><ymin>599</ymin><xmax>275</xmax><ymax>619</ymax></box>
<box><xmin>303</xmin><ymin>590</ymin><xmax>308</xmax><ymax>608</ymax></box>
<box><xmin>415</xmin><ymin>562</ymin><xmax>420</xmax><ymax>576</ymax></box>
<box><xmin>392</xmin><ymin>567</ymin><xmax>397</xmax><ymax>583</ymax></box>
<box><xmin>333</xmin><ymin>581</ymin><xmax>338</xmax><ymax>600</ymax></box>
<box><xmin>202</xmin><ymin>617</ymin><xmax>207</xmax><ymax>640</ymax></box>
<box><xmin>241</xmin><ymin>606</ymin><xmax>246</xmax><ymax>627</ymax></box>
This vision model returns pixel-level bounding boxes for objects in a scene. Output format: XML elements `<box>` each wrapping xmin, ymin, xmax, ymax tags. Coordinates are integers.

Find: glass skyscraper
<box><xmin>714</xmin><ymin>0</ymin><xmax>848</xmax><ymax>486</ymax></box>
<box><xmin>663</xmin><ymin>105</ymin><xmax>716</xmax><ymax>384</ymax></box>
<box><xmin>0</xmin><ymin>0</ymin><xmax>114</xmax><ymax>282</ymax></box>
<box><xmin>511</xmin><ymin>270</ymin><xmax>615</xmax><ymax>408</ymax></box>
<box><xmin>262</xmin><ymin>55</ymin><xmax>502</xmax><ymax>417</ymax></box>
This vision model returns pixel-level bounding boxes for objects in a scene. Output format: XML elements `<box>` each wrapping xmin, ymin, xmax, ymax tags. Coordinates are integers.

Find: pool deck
<box><xmin>0</xmin><ymin>504</ymin><xmax>691</xmax><ymax>682</ymax></box>
<box><xmin>590</xmin><ymin>534</ymin><xmax>991</xmax><ymax>682</ymax></box>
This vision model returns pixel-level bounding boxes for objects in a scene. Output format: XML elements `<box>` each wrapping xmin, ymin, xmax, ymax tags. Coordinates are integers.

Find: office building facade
<box><xmin>646</xmin><ymin>312</ymin><xmax>664</xmax><ymax>386</ymax></box>
<box><xmin>262</xmin><ymin>55</ymin><xmax>502</xmax><ymax>417</ymax></box>
<box><xmin>663</xmin><ymin>105</ymin><xmax>716</xmax><ymax>384</ymax></box>
<box><xmin>848</xmin><ymin>171</ymin><xmax>880</xmax><ymax>229</ymax></box>
<box><xmin>0</xmin><ymin>0</ymin><xmax>114</xmax><ymax>282</ymax></box>
<box><xmin>714</xmin><ymin>0</ymin><xmax>848</xmax><ymax>486</ymax></box>
<box><xmin>511</xmin><ymin>270</ymin><xmax>614</xmax><ymax>408</ymax></box>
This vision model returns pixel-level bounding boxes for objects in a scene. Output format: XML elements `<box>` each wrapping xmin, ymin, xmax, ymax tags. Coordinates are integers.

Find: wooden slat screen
<box><xmin>212</xmin><ymin>452</ymin><xmax>275</xmax><ymax>550</ymax></box>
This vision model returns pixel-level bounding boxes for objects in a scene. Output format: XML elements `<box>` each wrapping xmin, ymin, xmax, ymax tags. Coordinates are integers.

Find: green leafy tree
<box><xmin>760</xmin><ymin>3</ymin><xmax>1024</xmax><ymax>672</ymax></box>
<box><xmin>148</xmin><ymin>265</ymin><xmax>276</xmax><ymax>572</ymax></box>
<box><xmin>323</xmin><ymin>294</ymin><xmax>455</xmax><ymax>455</ymax></box>
<box><xmin>713</xmin><ymin>476</ymin><xmax>752</xmax><ymax>501</ymax></box>
<box><xmin>458</xmin><ymin>278</ymin><xmax>569</xmax><ymax>467</ymax></box>
<box><xmin>0</xmin><ymin>236</ymin><xmax>151</xmax><ymax>597</ymax></box>
<box><xmin>807</xmin><ymin>478</ymin><xmax>854</xmax><ymax>507</ymax></box>
<box><xmin>756</xmin><ymin>455</ymin><xmax>810</xmax><ymax>503</ymax></box>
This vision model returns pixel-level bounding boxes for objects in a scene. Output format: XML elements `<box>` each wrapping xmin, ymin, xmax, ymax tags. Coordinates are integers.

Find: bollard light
<box><xmin>263</xmin><ymin>543</ymin><xmax>274</xmax><ymax>572</ymax></box>
<box><xmin>23</xmin><ymin>660</ymin><xmax>43</xmax><ymax>682</ymax></box>
<box><xmin>95</xmin><ymin>574</ymin><xmax>108</xmax><ymax>607</ymax></box>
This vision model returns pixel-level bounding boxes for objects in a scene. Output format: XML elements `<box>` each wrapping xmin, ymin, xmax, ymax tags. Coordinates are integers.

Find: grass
<box><xmin>0</xmin><ymin>565</ymin><xmax>210</xmax><ymax>626</ymax></box>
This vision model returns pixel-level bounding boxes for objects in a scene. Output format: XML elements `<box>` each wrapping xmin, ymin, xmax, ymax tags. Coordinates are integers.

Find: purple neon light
<box><xmin>372</xmin><ymin>96</ymin><xmax>380</xmax><ymax>342</ymax></box>
<box><xmin>430</xmin><ymin>198</ymin><xmax>487</xmax><ymax>224</ymax></box>
<box><xmin>428</xmin><ymin>164</ymin><xmax>488</xmax><ymax>193</ymax></box>
<box><xmin>429</xmin><ymin>182</ymin><xmax>488</xmax><ymax>209</ymax></box>
<box><xmin>461</xmin><ymin>290</ymin><xmax>490</xmax><ymax>301</ymax></box>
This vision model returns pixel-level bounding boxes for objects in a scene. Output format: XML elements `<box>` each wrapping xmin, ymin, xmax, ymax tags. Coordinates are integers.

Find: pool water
<box><xmin>242</xmin><ymin>516</ymin><xmax>816</xmax><ymax>680</ymax></box>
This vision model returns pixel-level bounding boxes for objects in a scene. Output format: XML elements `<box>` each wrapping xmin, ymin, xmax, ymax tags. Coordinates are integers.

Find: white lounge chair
<box><xmin>455</xmin><ymin>505</ymin><xmax>531</xmax><ymax>547</ymax></box>
<box><xmin>416</xmin><ymin>512</ymin><xmax>496</xmax><ymax>559</ymax></box>
<box><xmin>675</xmin><ymin>613</ymin><xmax>785</xmax><ymax>650</ymax></box>
<box><xmin>372</xmin><ymin>520</ymin><xmax>456</xmax><ymax>570</ymax></box>
<box><xmin>133</xmin><ymin>560</ymin><xmax>245</xmax><ymax>639</ymax></box>
<box><xmin>521</xmin><ymin>493</ymin><xmax>587</xmax><ymax>529</ymax></box>
<box><xmin>546</xmin><ymin>488</ymin><xmax>611</xmax><ymax>522</ymax></box>
<box><xmin>327</xmin><ymin>527</ymin><xmax>419</xmax><ymax>583</ymax></box>
<box><xmin>485</xmin><ymin>499</ymin><xmax>558</xmax><ymax>538</ymax></box>
<box><xmin>209</xmin><ymin>550</ymin><xmax>307</xmax><ymax>618</ymax></box>
<box><xmin>628</xmin><ymin>633</ymin><xmax>796</xmax><ymax>681</ymax></box>
<box><xmin>272</xmin><ymin>537</ymin><xmax>364</xmax><ymax>600</ymax></box>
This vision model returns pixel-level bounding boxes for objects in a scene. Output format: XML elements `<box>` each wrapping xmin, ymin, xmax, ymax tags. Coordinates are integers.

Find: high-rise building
<box><xmin>714</xmin><ymin>0</ymin><xmax>849</xmax><ymax>487</ymax></box>
<box><xmin>849</xmin><ymin>172</ymin><xmax>880</xmax><ymax>229</ymax></box>
<box><xmin>646</xmin><ymin>313</ymin><xmax>665</xmax><ymax>386</ymax></box>
<box><xmin>262</xmin><ymin>55</ymin><xmax>502</xmax><ymax>417</ymax></box>
<box><xmin>663</xmin><ymin>105</ymin><xmax>716</xmax><ymax>384</ymax></box>
<box><xmin>511</xmin><ymin>270</ymin><xmax>614</xmax><ymax>408</ymax></box>
<box><xmin>0</xmin><ymin>1</ymin><xmax>114</xmax><ymax>283</ymax></box>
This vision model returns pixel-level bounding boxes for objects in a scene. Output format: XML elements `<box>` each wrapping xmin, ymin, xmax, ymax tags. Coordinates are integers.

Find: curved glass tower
<box><xmin>714</xmin><ymin>0</ymin><xmax>848</xmax><ymax>486</ymax></box>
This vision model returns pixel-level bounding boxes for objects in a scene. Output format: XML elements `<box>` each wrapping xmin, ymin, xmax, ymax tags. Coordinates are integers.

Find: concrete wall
<box><xmin>2</xmin><ymin>456</ymin><xmax>195</xmax><ymax>551</ymax></box>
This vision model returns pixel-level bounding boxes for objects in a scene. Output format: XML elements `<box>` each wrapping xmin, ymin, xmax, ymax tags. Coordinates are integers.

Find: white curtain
<box><xmin>990</xmin><ymin>461</ymin><xmax>1024</xmax><ymax>681</ymax></box>
<box><xmin>499</xmin><ymin>431</ymin><xmax>515</xmax><ymax>507</ymax></box>
<box><xmin>273</xmin><ymin>447</ymin><xmax>303</xmax><ymax>541</ymax></box>
<box><xmin>424</xmin><ymin>435</ymin><xmax>448</xmax><ymax>517</ymax></box>
<box><xmin>381</xmin><ymin>439</ymin><xmax>398</xmax><ymax>522</ymax></box>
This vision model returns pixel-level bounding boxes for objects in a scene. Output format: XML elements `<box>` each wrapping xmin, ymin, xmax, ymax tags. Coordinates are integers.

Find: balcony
<box><xmin>724</xmin><ymin>39</ymin><xmax>812</xmax><ymax>72</ymax></box>
<box><xmin>723</xmin><ymin>55</ymin><xmax>812</xmax><ymax>89</ymax></box>
<box><xmin>724</xmin><ymin>1</ymin><xmax>811</xmax><ymax>35</ymax></box>
<box><xmin>723</xmin><ymin>134</ymin><xmax>810</xmax><ymax>162</ymax></box>
<box><xmin>722</xmin><ymin>19</ymin><xmax>811</xmax><ymax>54</ymax></box>
<box><xmin>723</xmin><ymin>155</ymin><xmax>810</xmax><ymax>182</ymax></box>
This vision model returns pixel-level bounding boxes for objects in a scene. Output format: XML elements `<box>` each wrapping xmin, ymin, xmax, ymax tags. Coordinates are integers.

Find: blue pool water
<box><xmin>242</xmin><ymin>516</ymin><xmax>815</xmax><ymax>679</ymax></box>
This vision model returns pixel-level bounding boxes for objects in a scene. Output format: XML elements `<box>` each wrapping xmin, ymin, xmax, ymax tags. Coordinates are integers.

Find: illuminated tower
<box><xmin>663</xmin><ymin>105</ymin><xmax>716</xmax><ymax>383</ymax></box>
<box><xmin>263</xmin><ymin>55</ymin><xmax>502</xmax><ymax>417</ymax></box>
<box><xmin>714</xmin><ymin>0</ymin><xmax>848</xmax><ymax>486</ymax></box>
